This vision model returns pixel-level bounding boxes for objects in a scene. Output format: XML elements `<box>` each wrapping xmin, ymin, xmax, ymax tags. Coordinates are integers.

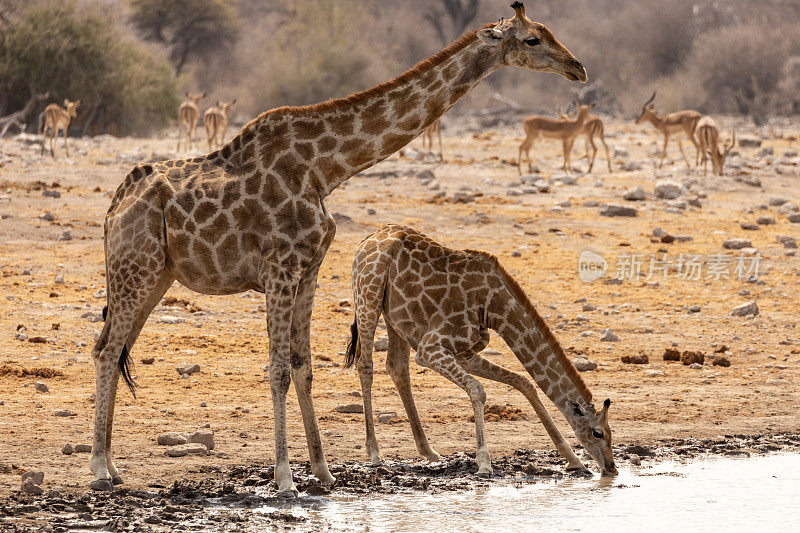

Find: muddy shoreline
<box><xmin>2</xmin><ymin>432</ymin><xmax>798</xmax><ymax>531</ymax></box>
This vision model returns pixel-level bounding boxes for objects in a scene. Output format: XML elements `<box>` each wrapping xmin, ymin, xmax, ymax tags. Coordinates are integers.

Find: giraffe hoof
<box><xmin>275</xmin><ymin>487</ymin><xmax>299</xmax><ymax>499</ymax></box>
<box><xmin>316</xmin><ymin>472</ymin><xmax>336</xmax><ymax>486</ymax></box>
<box><xmin>423</xmin><ymin>451</ymin><xmax>442</xmax><ymax>462</ymax></box>
<box><xmin>476</xmin><ymin>467</ymin><xmax>494</xmax><ymax>478</ymax></box>
<box><xmin>111</xmin><ymin>475</ymin><xmax>124</xmax><ymax>486</ymax></box>
<box><xmin>89</xmin><ymin>478</ymin><xmax>114</xmax><ymax>492</ymax></box>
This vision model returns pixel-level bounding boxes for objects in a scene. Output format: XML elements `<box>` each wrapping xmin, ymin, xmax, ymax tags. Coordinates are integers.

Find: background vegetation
<box><xmin>1</xmin><ymin>0</ymin><xmax>799</xmax><ymax>136</ymax></box>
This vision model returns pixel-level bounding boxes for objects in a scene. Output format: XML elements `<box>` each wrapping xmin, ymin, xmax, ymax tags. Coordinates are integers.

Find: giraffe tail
<box><xmin>344</xmin><ymin>318</ymin><xmax>359</xmax><ymax>369</ymax></box>
<box><xmin>101</xmin><ymin>305</ymin><xmax>137</xmax><ymax>397</ymax></box>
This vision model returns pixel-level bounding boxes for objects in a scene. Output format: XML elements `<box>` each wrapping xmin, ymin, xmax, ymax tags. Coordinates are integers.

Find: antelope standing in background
<box><xmin>203</xmin><ymin>99</ymin><xmax>236</xmax><ymax>151</ymax></box>
<box><xmin>177</xmin><ymin>91</ymin><xmax>205</xmax><ymax>151</ymax></box>
<box><xmin>635</xmin><ymin>91</ymin><xmax>701</xmax><ymax>169</ymax></box>
<box><xmin>696</xmin><ymin>116</ymin><xmax>735</xmax><ymax>176</ymax></box>
<box><xmin>421</xmin><ymin>118</ymin><xmax>443</xmax><ymax>159</ymax></box>
<box><xmin>40</xmin><ymin>99</ymin><xmax>80</xmax><ymax>158</ymax></box>
<box><xmin>518</xmin><ymin>103</ymin><xmax>594</xmax><ymax>174</ymax></box>
<box><xmin>560</xmin><ymin>103</ymin><xmax>612</xmax><ymax>173</ymax></box>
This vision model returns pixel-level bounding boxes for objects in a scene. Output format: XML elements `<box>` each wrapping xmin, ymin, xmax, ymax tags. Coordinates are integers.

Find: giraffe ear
<box><xmin>477</xmin><ymin>27</ymin><xmax>504</xmax><ymax>46</ymax></box>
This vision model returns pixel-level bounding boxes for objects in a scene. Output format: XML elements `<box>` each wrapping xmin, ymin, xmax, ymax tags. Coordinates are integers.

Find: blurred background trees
<box><xmin>1</xmin><ymin>0</ymin><xmax>799</xmax><ymax>137</ymax></box>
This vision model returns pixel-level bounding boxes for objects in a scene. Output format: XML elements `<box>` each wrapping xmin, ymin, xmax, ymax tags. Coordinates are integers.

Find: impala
<box><xmin>696</xmin><ymin>116</ymin><xmax>735</xmax><ymax>176</ymax></box>
<box><xmin>40</xmin><ymin>98</ymin><xmax>80</xmax><ymax>158</ymax></box>
<box><xmin>177</xmin><ymin>91</ymin><xmax>205</xmax><ymax>151</ymax></box>
<box><xmin>519</xmin><ymin>104</ymin><xmax>594</xmax><ymax>174</ymax></box>
<box><xmin>635</xmin><ymin>91</ymin><xmax>701</xmax><ymax>168</ymax></box>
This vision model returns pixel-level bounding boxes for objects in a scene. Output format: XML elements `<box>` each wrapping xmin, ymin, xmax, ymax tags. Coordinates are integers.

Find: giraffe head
<box><xmin>477</xmin><ymin>2</ymin><xmax>587</xmax><ymax>82</ymax></box>
<box><xmin>567</xmin><ymin>397</ymin><xmax>617</xmax><ymax>475</ymax></box>
<box><xmin>64</xmin><ymin>99</ymin><xmax>80</xmax><ymax>118</ymax></box>
<box><xmin>219</xmin><ymin>99</ymin><xmax>237</xmax><ymax>118</ymax></box>
<box><xmin>186</xmin><ymin>91</ymin><xmax>206</xmax><ymax>106</ymax></box>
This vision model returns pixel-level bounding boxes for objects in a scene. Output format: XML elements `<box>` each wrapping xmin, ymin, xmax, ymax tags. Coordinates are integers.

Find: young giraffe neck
<box><xmin>239</xmin><ymin>30</ymin><xmax>502</xmax><ymax>197</ymax></box>
<box><xmin>487</xmin><ymin>278</ymin><xmax>592</xmax><ymax>414</ymax></box>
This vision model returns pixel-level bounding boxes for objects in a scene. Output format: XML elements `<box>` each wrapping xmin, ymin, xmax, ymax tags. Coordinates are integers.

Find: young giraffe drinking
<box><xmin>347</xmin><ymin>225</ymin><xmax>617</xmax><ymax>475</ymax></box>
<box><xmin>89</xmin><ymin>2</ymin><xmax>587</xmax><ymax>494</ymax></box>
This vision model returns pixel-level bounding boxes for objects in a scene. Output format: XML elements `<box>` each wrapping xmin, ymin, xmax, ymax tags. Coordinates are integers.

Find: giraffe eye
<box><xmin>592</xmin><ymin>429</ymin><xmax>604</xmax><ymax>439</ymax></box>
<box><xmin>524</xmin><ymin>37</ymin><xmax>541</xmax><ymax>46</ymax></box>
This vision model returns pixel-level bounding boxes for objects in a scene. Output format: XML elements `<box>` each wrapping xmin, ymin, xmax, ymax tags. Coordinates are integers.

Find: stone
<box><xmin>34</xmin><ymin>382</ymin><xmax>49</xmax><ymax>393</ymax></box>
<box><xmin>54</xmin><ymin>409</ymin><xmax>75</xmax><ymax>417</ymax></box>
<box><xmin>451</xmin><ymin>192</ymin><xmax>475</xmax><ymax>203</ymax></box>
<box><xmin>42</xmin><ymin>189</ymin><xmax>61</xmax><ymax>198</ymax></box>
<box><xmin>58</xmin><ymin>231</ymin><xmax>72</xmax><ymax>241</ymax></box>
<box><xmin>600</xmin><ymin>328</ymin><xmax>620</xmax><ymax>342</ymax></box>
<box><xmin>756</xmin><ymin>215</ymin><xmax>775</xmax><ymax>225</ymax></box>
<box><xmin>680</xmin><ymin>351</ymin><xmax>704</xmax><ymax>366</ymax></box>
<box><xmin>21</xmin><ymin>471</ymin><xmax>44</xmax><ymax>485</ymax></box>
<box><xmin>377</xmin><ymin>412</ymin><xmax>397</xmax><ymax>423</ymax></box>
<box><xmin>624</xmin><ymin>445</ymin><xmax>655</xmax><ymax>457</ymax></box>
<box><xmin>61</xmin><ymin>443</ymin><xmax>74</xmax><ymax>455</ymax></box>
<box><xmin>712</xmin><ymin>356</ymin><xmax>731</xmax><ymax>367</ymax></box>
<box><xmin>731</xmin><ymin>301</ymin><xmax>759</xmax><ymax>317</ymax></box>
<box><xmin>778</xmin><ymin>202</ymin><xmax>799</xmax><ymax>215</ymax></box>
<box><xmin>723</xmin><ymin>238</ymin><xmax>752</xmax><ymax>250</ymax></box>
<box><xmin>621</xmin><ymin>354</ymin><xmax>649</xmax><ymax>365</ymax></box>
<box><xmin>687</xmin><ymin>305</ymin><xmax>701</xmax><ymax>313</ymax></box>
<box><xmin>688</xmin><ymin>363</ymin><xmax>702</xmax><ymax>369</ymax></box>
<box><xmin>157</xmin><ymin>432</ymin><xmax>188</xmax><ymax>446</ymax></box>
<box><xmin>645</xmin><ymin>369</ymin><xmax>666</xmax><ymax>377</ymax></box>
<box><xmin>176</xmin><ymin>363</ymin><xmax>200</xmax><ymax>375</ymax></box>
<box><xmin>740</xmin><ymin>222</ymin><xmax>759</xmax><ymax>230</ymax></box>
<box><xmin>788</xmin><ymin>213</ymin><xmax>800</xmax><ymax>223</ymax></box>
<box><xmin>599</xmin><ymin>204</ymin><xmax>637</xmax><ymax>217</ymax></box>
<box><xmin>663</xmin><ymin>348</ymin><xmax>680</xmax><ymax>361</ymax></box>
<box><xmin>373</xmin><ymin>336</ymin><xmax>389</xmax><ymax>352</ymax></box>
<box><xmin>335</xmin><ymin>404</ymin><xmax>363</xmax><ymax>414</ymax></box>
<box><xmin>164</xmin><ymin>443</ymin><xmax>207</xmax><ymax>457</ymax></box>
<box><xmin>654</xmin><ymin>180</ymin><xmax>684</xmax><ymax>199</ymax></box>
<box><xmin>39</xmin><ymin>212</ymin><xmax>55</xmax><ymax>221</ymax></box>
<box><xmin>623</xmin><ymin>186</ymin><xmax>646</xmax><ymax>201</ymax></box>
<box><xmin>572</xmin><ymin>357</ymin><xmax>597</xmax><ymax>372</ymax></box>
<box><xmin>158</xmin><ymin>316</ymin><xmax>185</xmax><ymax>324</ymax></box>
<box><xmin>738</xmin><ymin>136</ymin><xmax>761</xmax><ymax>148</ymax></box>
<box><xmin>768</xmin><ymin>196</ymin><xmax>788</xmax><ymax>206</ymax></box>
<box><xmin>188</xmin><ymin>429</ymin><xmax>215</xmax><ymax>451</ymax></box>
<box><xmin>74</xmin><ymin>444</ymin><xmax>91</xmax><ymax>453</ymax></box>
<box><xmin>582</xmin><ymin>303</ymin><xmax>596</xmax><ymax>311</ymax></box>
<box><xmin>21</xmin><ymin>478</ymin><xmax>43</xmax><ymax>495</ymax></box>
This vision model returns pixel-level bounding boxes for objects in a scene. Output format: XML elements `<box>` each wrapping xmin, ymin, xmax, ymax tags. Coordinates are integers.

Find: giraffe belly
<box><xmin>166</xmin><ymin>250</ymin><xmax>263</xmax><ymax>295</ymax></box>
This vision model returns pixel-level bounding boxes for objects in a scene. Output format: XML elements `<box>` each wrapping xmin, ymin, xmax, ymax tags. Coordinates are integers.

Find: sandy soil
<box><xmin>0</xmin><ymin>117</ymin><xmax>799</xmax><ymax>500</ymax></box>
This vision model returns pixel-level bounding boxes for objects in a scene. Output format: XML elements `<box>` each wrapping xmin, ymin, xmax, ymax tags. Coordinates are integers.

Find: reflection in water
<box><xmin>258</xmin><ymin>454</ymin><xmax>800</xmax><ymax>532</ymax></box>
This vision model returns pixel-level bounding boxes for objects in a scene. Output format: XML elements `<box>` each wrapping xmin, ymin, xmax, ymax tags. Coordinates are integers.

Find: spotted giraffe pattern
<box><xmin>349</xmin><ymin>225</ymin><xmax>617</xmax><ymax>475</ymax></box>
<box><xmin>88</xmin><ymin>3</ymin><xmax>588</xmax><ymax>493</ymax></box>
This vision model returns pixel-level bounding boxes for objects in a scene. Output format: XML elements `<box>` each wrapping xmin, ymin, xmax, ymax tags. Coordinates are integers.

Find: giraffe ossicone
<box><xmin>89</xmin><ymin>2</ymin><xmax>587</xmax><ymax>494</ymax></box>
<box><xmin>347</xmin><ymin>225</ymin><xmax>617</xmax><ymax>476</ymax></box>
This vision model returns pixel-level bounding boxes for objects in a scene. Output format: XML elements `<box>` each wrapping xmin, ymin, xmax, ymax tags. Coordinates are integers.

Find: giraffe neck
<box><xmin>247</xmin><ymin>32</ymin><xmax>502</xmax><ymax>197</ymax></box>
<box><xmin>488</xmin><ymin>284</ymin><xmax>592</xmax><ymax>414</ymax></box>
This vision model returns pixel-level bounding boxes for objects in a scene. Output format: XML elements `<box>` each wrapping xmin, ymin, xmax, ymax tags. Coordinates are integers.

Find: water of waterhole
<box><xmin>250</xmin><ymin>453</ymin><xmax>800</xmax><ymax>532</ymax></box>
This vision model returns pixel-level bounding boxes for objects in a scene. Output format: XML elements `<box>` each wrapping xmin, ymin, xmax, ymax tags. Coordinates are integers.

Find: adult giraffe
<box><xmin>89</xmin><ymin>1</ymin><xmax>587</xmax><ymax>494</ymax></box>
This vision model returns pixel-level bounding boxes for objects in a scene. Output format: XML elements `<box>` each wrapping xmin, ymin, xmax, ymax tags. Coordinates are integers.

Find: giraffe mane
<box><xmin>466</xmin><ymin>249</ymin><xmax>594</xmax><ymax>403</ymax></box>
<box><xmin>247</xmin><ymin>23</ymin><xmax>496</xmax><ymax>123</ymax></box>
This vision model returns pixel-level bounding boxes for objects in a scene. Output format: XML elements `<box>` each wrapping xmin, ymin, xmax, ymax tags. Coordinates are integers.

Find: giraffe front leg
<box><xmin>416</xmin><ymin>337</ymin><xmax>492</xmax><ymax>475</ymax></box>
<box><xmin>290</xmin><ymin>266</ymin><xmax>334</xmax><ymax>485</ymax></box>
<box><xmin>265</xmin><ymin>277</ymin><xmax>300</xmax><ymax>496</ymax></box>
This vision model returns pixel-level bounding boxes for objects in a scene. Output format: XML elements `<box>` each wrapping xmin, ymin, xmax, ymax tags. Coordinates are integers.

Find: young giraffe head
<box><xmin>477</xmin><ymin>2</ymin><xmax>587</xmax><ymax>82</ymax></box>
<box><xmin>64</xmin><ymin>99</ymin><xmax>80</xmax><ymax>118</ymax></box>
<box><xmin>566</xmin><ymin>397</ymin><xmax>616</xmax><ymax>475</ymax></box>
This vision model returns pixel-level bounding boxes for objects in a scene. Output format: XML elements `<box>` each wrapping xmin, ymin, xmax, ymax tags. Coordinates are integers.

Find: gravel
<box><xmin>176</xmin><ymin>363</ymin><xmax>200</xmax><ymax>375</ymax></box>
<box><xmin>732</xmin><ymin>301</ymin><xmax>759</xmax><ymax>316</ymax></box>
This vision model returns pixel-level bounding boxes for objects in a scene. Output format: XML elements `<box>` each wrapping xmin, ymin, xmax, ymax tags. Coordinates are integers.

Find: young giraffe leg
<box><xmin>289</xmin><ymin>265</ymin><xmax>334</xmax><ymax>484</ymax></box>
<box><xmin>458</xmin><ymin>353</ymin><xmax>587</xmax><ymax>471</ymax></box>
<box><xmin>264</xmin><ymin>271</ymin><xmax>301</xmax><ymax>495</ymax></box>
<box><xmin>415</xmin><ymin>337</ymin><xmax>492</xmax><ymax>475</ymax></box>
<box><xmin>354</xmin><ymin>301</ymin><xmax>381</xmax><ymax>463</ymax></box>
<box><xmin>384</xmin><ymin>323</ymin><xmax>441</xmax><ymax>462</ymax></box>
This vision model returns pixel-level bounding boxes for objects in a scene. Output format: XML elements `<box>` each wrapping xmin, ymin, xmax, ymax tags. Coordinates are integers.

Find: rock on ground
<box><xmin>176</xmin><ymin>363</ymin><xmax>200</xmax><ymax>375</ymax></box>
<box><xmin>74</xmin><ymin>444</ymin><xmax>91</xmax><ymax>453</ymax></box>
<box><xmin>61</xmin><ymin>443</ymin><xmax>74</xmax><ymax>455</ymax></box>
<box><xmin>712</xmin><ymin>356</ymin><xmax>731</xmax><ymax>367</ymax></box>
<box><xmin>157</xmin><ymin>432</ymin><xmax>189</xmax><ymax>446</ymax></box>
<box><xmin>165</xmin><ymin>443</ymin><xmax>207</xmax><ymax>457</ymax></box>
<box><xmin>723</xmin><ymin>238</ymin><xmax>752</xmax><ymax>250</ymax></box>
<box><xmin>731</xmin><ymin>301</ymin><xmax>759</xmax><ymax>316</ymax></box>
<box><xmin>680</xmin><ymin>351</ymin><xmax>705</xmax><ymax>366</ymax></box>
<box><xmin>21</xmin><ymin>478</ymin><xmax>43</xmax><ymax>495</ymax></box>
<box><xmin>188</xmin><ymin>429</ymin><xmax>215</xmax><ymax>451</ymax></box>
<box><xmin>599</xmin><ymin>204</ymin><xmax>637</xmax><ymax>217</ymax></box>
<box><xmin>335</xmin><ymin>404</ymin><xmax>364</xmax><ymax>414</ymax></box>
<box><xmin>373</xmin><ymin>336</ymin><xmax>389</xmax><ymax>351</ymax></box>
<box><xmin>600</xmin><ymin>328</ymin><xmax>620</xmax><ymax>342</ymax></box>
<box><xmin>21</xmin><ymin>471</ymin><xmax>44</xmax><ymax>485</ymax></box>
<box><xmin>623</xmin><ymin>186</ymin><xmax>646</xmax><ymax>201</ymax></box>
<box><xmin>663</xmin><ymin>348</ymin><xmax>680</xmax><ymax>361</ymax></box>
<box><xmin>621</xmin><ymin>354</ymin><xmax>649</xmax><ymax>365</ymax></box>
<box><xmin>572</xmin><ymin>357</ymin><xmax>598</xmax><ymax>372</ymax></box>
<box><xmin>34</xmin><ymin>382</ymin><xmax>49</xmax><ymax>393</ymax></box>
<box><xmin>654</xmin><ymin>180</ymin><xmax>684</xmax><ymax>199</ymax></box>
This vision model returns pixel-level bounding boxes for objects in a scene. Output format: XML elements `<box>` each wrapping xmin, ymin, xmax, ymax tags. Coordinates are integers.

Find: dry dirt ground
<box><xmin>0</xmin><ymin>117</ymin><xmax>798</xmax><ymax>498</ymax></box>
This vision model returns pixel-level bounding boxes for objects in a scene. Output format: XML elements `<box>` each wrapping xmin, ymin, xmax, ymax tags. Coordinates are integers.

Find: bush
<box><xmin>0</xmin><ymin>1</ymin><xmax>179</xmax><ymax>136</ymax></box>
